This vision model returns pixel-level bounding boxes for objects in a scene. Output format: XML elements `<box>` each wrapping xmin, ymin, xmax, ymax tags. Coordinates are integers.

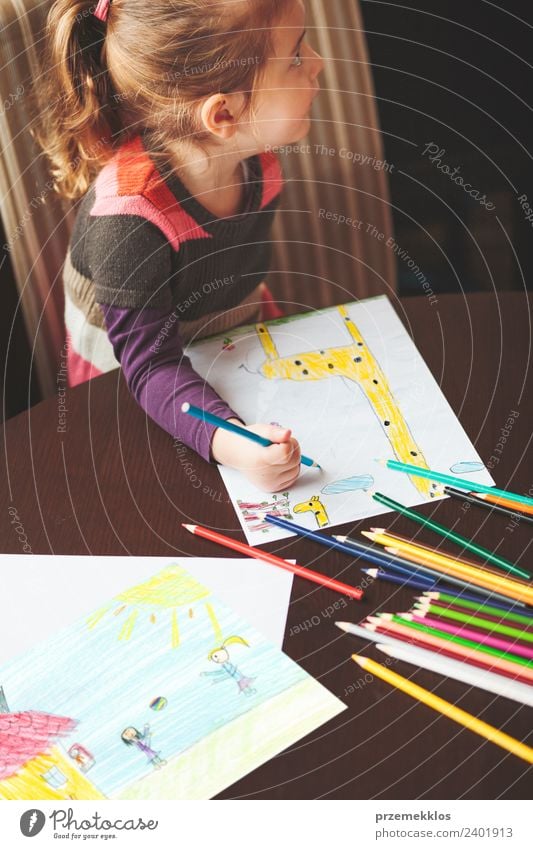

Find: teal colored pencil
<box><xmin>372</xmin><ymin>492</ymin><xmax>531</xmax><ymax>581</ymax></box>
<box><xmin>380</xmin><ymin>459</ymin><xmax>533</xmax><ymax>508</ymax></box>
<box><xmin>181</xmin><ymin>403</ymin><xmax>321</xmax><ymax>469</ymax></box>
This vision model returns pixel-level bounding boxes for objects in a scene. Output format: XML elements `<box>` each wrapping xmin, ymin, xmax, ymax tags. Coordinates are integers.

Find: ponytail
<box><xmin>34</xmin><ymin>0</ymin><xmax>291</xmax><ymax>201</ymax></box>
<box><xmin>33</xmin><ymin>0</ymin><xmax>122</xmax><ymax>200</ymax></box>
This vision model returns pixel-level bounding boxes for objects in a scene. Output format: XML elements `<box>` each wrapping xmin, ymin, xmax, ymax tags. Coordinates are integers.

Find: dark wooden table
<box><xmin>1</xmin><ymin>292</ymin><xmax>532</xmax><ymax>799</ymax></box>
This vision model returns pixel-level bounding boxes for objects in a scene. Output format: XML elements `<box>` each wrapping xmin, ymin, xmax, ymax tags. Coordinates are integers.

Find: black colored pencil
<box><xmin>444</xmin><ymin>486</ymin><xmax>533</xmax><ymax>526</ymax></box>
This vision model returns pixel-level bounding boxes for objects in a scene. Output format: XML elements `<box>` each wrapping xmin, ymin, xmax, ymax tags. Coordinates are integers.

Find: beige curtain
<box><xmin>0</xmin><ymin>0</ymin><xmax>395</xmax><ymax>399</ymax></box>
<box><xmin>0</xmin><ymin>0</ymin><xmax>76</xmax><ymax>398</ymax></box>
<box><xmin>269</xmin><ymin>0</ymin><xmax>397</xmax><ymax>312</ymax></box>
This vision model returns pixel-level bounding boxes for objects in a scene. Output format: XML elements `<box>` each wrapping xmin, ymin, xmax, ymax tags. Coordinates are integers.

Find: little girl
<box><xmin>38</xmin><ymin>0</ymin><xmax>323</xmax><ymax>492</ymax></box>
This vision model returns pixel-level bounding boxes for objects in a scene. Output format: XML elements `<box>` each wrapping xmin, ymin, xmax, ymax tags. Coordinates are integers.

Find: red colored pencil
<box><xmin>183</xmin><ymin>524</ymin><xmax>363</xmax><ymax>600</ymax></box>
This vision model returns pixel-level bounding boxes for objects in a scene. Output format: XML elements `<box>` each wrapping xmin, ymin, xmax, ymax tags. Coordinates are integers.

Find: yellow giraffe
<box><xmin>256</xmin><ymin>306</ymin><xmax>433</xmax><ymax>498</ymax></box>
<box><xmin>294</xmin><ymin>495</ymin><xmax>330</xmax><ymax>528</ymax></box>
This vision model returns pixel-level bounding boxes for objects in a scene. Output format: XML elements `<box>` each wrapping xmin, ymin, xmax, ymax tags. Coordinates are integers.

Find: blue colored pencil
<box><xmin>361</xmin><ymin>568</ymin><xmax>435</xmax><ymax>594</ymax></box>
<box><xmin>264</xmin><ymin>514</ymin><xmax>389</xmax><ymax>560</ymax></box>
<box><xmin>181</xmin><ymin>403</ymin><xmax>320</xmax><ymax>469</ymax></box>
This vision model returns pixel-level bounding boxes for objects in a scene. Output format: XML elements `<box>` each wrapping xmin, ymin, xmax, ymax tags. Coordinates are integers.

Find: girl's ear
<box><xmin>200</xmin><ymin>93</ymin><xmax>245</xmax><ymax>139</ymax></box>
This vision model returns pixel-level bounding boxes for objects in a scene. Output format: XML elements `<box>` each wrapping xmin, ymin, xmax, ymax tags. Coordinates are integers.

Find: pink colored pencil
<box><xmin>365</xmin><ymin>617</ymin><xmax>533</xmax><ymax>684</ymax></box>
<box><xmin>410</xmin><ymin>613</ymin><xmax>533</xmax><ymax>661</ymax></box>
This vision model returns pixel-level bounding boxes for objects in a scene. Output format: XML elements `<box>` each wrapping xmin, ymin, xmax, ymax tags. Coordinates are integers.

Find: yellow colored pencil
<box><xmin>363</xmin><ymin>529</ymin><xmax>532</xmax><ymax>591</ymax></box>
<box><xmin>370</xmin><ymin>529</ymin><xmax>524</xmax><ymax>583</ymax></box>
<box><xmin>352</xmin><ymin>655</ymin><xmax>533</xmax><ymax>764</ymax></box>
<box><xmin>362</xmin><ymin>531</ymin><xmax>533</xmax><ymax>605</ymax></box>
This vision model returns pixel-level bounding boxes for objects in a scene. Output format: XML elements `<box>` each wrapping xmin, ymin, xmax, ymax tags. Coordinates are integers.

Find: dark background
<box><xmin>2</xmin><ymin>0</ymin><xmax>532</xmax><ymax>419</ymax></box>
<box><xmin>360</xmin><ymin>0</ymin><xmax>533</xmax><ymax>297</ymax></box>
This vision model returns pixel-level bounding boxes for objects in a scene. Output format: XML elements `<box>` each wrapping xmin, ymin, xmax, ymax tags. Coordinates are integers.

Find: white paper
<box><xmin>186</xmin><ymin>296</ymin><xmax>494</xmax><ymax>544</ymax></box>
<box><xmin>0</xmin><ymin>554</ymin><xmax>293</xmax><ymax>664</ymax></box>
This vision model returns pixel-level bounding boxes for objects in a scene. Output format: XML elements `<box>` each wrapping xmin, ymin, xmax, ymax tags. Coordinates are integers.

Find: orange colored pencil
<box><xmin>183</xmin><ymin>524</ymin><xmax>364</xmax><ymax>600</ymax></box>
<box><xmin>476</xmin><ymin>493</ymin><xmax>533</xmax><ymax>516</ymax></box>
<box><xmin>365</xmin><ymin>616</ymin><xmax>533</xmax><ymax>684</ymax></box>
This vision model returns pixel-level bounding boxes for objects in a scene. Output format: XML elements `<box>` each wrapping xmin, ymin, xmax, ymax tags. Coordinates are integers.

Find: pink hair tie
<box><xmin>93</xmin><ymin>0</ymin><xmax>111</xmax><ymax>22</ymax></box>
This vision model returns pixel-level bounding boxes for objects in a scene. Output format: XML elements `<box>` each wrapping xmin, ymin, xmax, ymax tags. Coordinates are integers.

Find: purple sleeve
<box><xmin>101</xmin><ymin>303</ymin><xmax>242</xmax><ymax>462</ymax></box>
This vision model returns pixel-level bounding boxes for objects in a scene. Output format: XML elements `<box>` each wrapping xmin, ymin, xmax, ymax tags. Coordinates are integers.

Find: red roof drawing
<box><xmin>0</xmin><ymin>711</ymin><xmax>77</xmax><ymax>781</ymax></box>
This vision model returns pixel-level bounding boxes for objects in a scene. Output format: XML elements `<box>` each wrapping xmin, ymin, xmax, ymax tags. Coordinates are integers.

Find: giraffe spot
<box><xmin>328</xmin><ymin>364</ymin><xmax>334</xmax><ymax>369</ymax></box>
<box><xmin>354</xmin><ymin>357</ymin><xmax>362</xmax><ymax>363</ymax></box>
<box><xmin>384</xmin><ymin>420</ymin><xmax>390</xmax><ymax>426</ymax></box>
<box><xmin>294</xmin><ymin>360</ymin><xmax>302</xmax><ymax>365</ymax></box>
<box><xmin>358</xmin><ymin>342</ymin><xmax>364</xmax><ymax>347</ymax></box>
<box><xmin>410</xmin><ymin>451</ymin><xmax>418</xmax><ymax>457</ymax></box>
<box><xmin>303</xmin><ymin>369</ymin><xmax>309</xmax><ymax>375</ymax></box>
<box><xmin>373</xmin><ymin>379</ymin><xmax>379</xmax><ymax>385</ymax></box>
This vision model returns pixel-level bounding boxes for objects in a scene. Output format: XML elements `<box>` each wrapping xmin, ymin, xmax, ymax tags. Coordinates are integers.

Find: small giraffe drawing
<box><xmin>294</xmin><ymin>496</ymin><xmax>330</xmax><ymax>528</ymax></box>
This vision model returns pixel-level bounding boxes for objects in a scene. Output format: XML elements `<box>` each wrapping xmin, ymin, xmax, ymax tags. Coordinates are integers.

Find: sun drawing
<box><xmin>85</xmin><ymin>565</ymin><xmax>223</xmax><ymax>648</ymax></box>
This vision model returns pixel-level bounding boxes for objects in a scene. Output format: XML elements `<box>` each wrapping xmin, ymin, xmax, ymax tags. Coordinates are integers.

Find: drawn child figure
<box><xmin>121</xmin><ymin>725</ymin><xmax>167</xmax><ymax>770</ymax></box>
<box><xmin>36</xmin><ymin>0</ymin><xmax>324</xmax><ymax>495</ymax></box>
<box><xmin>68</xmin><ymin>743</ymin><xmax>95</xmax><ymax>773</ymax></box>
<box><xmin>202</xmin><ymin>636</ymin><xmax>257</xmax><ymax>696</ymax></box>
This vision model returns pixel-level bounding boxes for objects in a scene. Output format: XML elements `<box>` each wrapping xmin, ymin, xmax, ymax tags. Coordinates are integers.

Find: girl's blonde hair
<box><xmin>34</xmin><ymin>0</ymin><xmax>291</xmax><ymax>200</ymax></box>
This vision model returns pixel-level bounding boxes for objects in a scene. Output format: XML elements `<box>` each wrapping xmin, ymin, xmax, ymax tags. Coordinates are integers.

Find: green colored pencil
<box><xmin>420</xmin><ymin>592</ymin><xmax>533</xmax><ymax>627</ymax></box>
<box><xmin>372</xmin><ymin>491</ymin><xmax>530</xmax><ymax>580</ymax></box>
<box><xmin>414</xmin><ymin>602</ymin><xmax>533</xmax><ymax>644</ymax></box>
<box><xmin>379</xmin><ymin>459</ymin><xmax>533</xmax><ymax>508</ymax></box>
<box><xmin>390</xmin><ymin>614</ymin><xmax>533</xmax><ymax>669</ymax></box>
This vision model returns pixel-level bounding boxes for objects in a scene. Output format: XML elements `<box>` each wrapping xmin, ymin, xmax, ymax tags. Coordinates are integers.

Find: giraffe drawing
<box><xmin>255</xmin><ymin>306</ymin><xmax>433</xmax><ymax>498</ymax></box>
<box><xmin>294</xmin><ymin>496</ymin><xmax>330</xmax><ymax>528</ymax></box>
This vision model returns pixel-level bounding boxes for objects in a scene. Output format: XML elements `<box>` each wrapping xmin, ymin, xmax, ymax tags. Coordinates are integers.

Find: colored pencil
<box><xmin>371</xmin><ymin>529</ymin><xmax>523</xmax><ymax>582</ymax></box>
<box><xmin>363</xmin><ymin>531</ymin><xmax>533</xmax><ymax>605</ymax></box>
<box><xmin>181</xmin><ymin>403</ymin><xmax>320</xmax><ymax>468</ymax></box>
<box><xmin>444</xmin><ymin>487</ymin><xmax>533</xmax><ymax>526</ymax></box>
<box><xmin>362</xmin><ymin>568</ymin><xmax>436</xmax><ymax>593</ymax></box>
<box><xmin>367</xmin><ymin>617</ymin><xmax>533</xmax><ymax>683</ymax></box>
<box><xmin>409</xmin><ymin>612</ymin><xmax>533</xmax><ymax>660</ymax></box>
<box><xmin>375</xmin><ymin>643</ymin><xmax>533</xmax><ymax>708</ymax></box>
<box><xmin>352</xmin><ymin>655</ymin><xmax>533</xmax><ymax>763</ymax></box>
<box><xmin>382</xmin><ymin>545</ymin><xmax>533</xmax><ymax>607</ymax></box>
<box><xmin>264</xmin><ymin>514</ymin><xmax>397</xmax><ymax>562</ymax></box>
<box><xmin>378</xmin><ymin>458</ymin><xmax>533</xmax><ymax>508</ymax></box>
<box><xmin>341</xmin><ymin>534</ymin><xmax>525</xmax><ymax>606</ymax></box>
<box><xmin>477</xmin><ymin>492</ymin><xmax>533</xmax><ymax>516</ymax></box>
<box><xmin>182</xmin><ymin>524</ymin><xmax>363</xmax><ymax>600</ymax></box>
<box><xmin>371</xmin><ymin>492</ymin><xmax>530</xmax><ymax>580</ymax></box>
<box><xmin>387</xmin><ymin>615</ymin><xmax>533</xmax><ymax>674</ymax></box>
<box><xmin>413</xmin><ymin>603</ymin><xmax>533</xmax><ymax>645</ymax></box>
<box><xmin>336</xmin><ymin>622</ymin><xmax>533</xmax><ymax>707</ymax></box>
<box><xmin>416</xmin><ymin>598</ymin><xmax>533</xmax><ymax>630</ymax></box>
<box><xmin>421</xmin><ymin>591</ymin><xmax>533</xmax><ymax>623</ymax></box>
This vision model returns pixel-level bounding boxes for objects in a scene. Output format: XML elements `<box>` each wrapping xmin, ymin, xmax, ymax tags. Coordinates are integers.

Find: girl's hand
<box><xmin>211</xmin><ymin>421</ymin><xmax>301</xmax><ymax>493</ymax></box>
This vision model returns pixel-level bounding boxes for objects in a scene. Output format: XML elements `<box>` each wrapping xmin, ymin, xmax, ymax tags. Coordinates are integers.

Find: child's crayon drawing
<box><xmin>237</xmin><ymin>492</ymin><xmax>292</xmax><ymax>533</ymax></box>
<box><xmin>186</xmin><ymin>296</ymin><xmax>495</xmax><ymax>545</ymax></box>
<box><xmin>293</xmin><ymin>495</ymin><xmax>330</xmax><ymax>529</ymax></box>
<box><xmin>0</xmin><ymin>565</ymin><xmax>344</xmax><ymax>800</ymax></box>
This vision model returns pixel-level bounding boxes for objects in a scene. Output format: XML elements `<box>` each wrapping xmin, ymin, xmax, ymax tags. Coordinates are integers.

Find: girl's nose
<box><xmin>308</xmin><ymin>45</ymin><xmax>325</xmax><ymax>81</ymax></box>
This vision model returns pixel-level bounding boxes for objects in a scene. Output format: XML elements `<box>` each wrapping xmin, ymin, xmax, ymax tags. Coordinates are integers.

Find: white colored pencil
<box><xmin>375</xmin><ymin>642</ymin><xmax>533</xmax><ymax>708</ymax></box>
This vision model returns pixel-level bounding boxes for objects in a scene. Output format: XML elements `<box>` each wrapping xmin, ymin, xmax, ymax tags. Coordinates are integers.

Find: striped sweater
<box><xmin>63</xmin><ymin>130</ymin><xmax>284</xmax><ymax>460</ymax></box>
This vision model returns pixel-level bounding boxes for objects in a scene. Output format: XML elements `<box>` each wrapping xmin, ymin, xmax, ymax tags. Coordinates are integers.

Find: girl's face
<box><xmin>211</xmin><ymin>649</ymin><xmax>229</xmax><ymax>664</ymax></box>
<box><xmin>251</xmin><ymin>0</ymin><xmax>324</xmax><ymax>149</ymax></box>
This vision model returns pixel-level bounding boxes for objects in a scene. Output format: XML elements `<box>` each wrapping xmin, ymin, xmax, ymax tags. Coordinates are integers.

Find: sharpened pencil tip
<box><xmin>335</xmin><ymin>622</ymin><xmax>352</xmax><ymax>632</ymax></box>
<box><xmin>181</xmin><ymin>402</ymin><xmax>191</xmax><ymax>413</ymax></box>
<box><xmin>183</xmin><ymin>524</ymin><xmax>197</xmax><ymax>532</ymax></box>
<box><xmin>363</xmin><ymin>568</ymin><xmax>379</xmax><ymax>578</ymax></box>
<box><xmin>351</xmin><ymin>654</ymin><xmax>368</xmax><ymax>668</ymax></box>
<box><xmin>374</xmin><ymin>459</ymin><xmax>387</xmax><ymax>466</ymax></box>
<box><xmin>334</xmin><ymin>535</ymin><xmax>348</xmax><ymax>543</ymax></box>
